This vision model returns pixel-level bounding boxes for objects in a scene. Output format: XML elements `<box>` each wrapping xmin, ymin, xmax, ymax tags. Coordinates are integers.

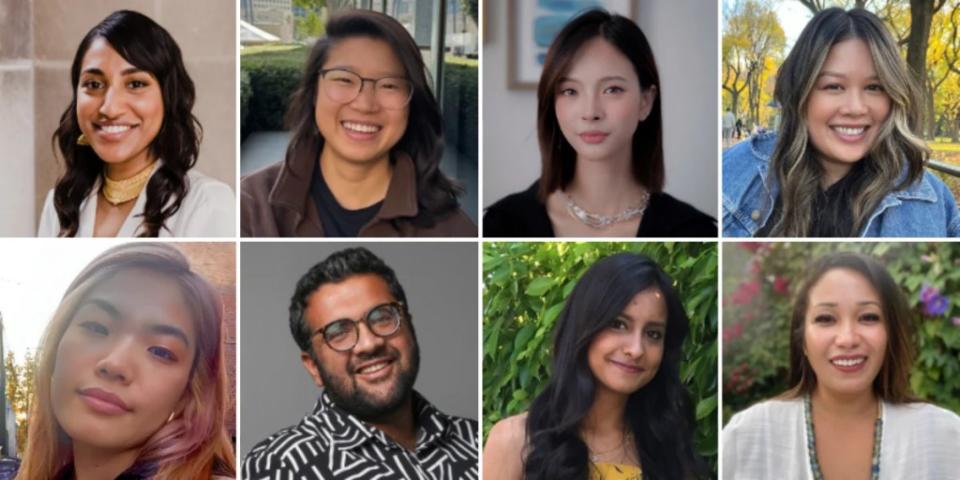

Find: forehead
<box><xmin>322</xmin><ymin>36</ymin><xmax>406</xmax><ymax>77</ymax></box>
<box><xmin>808</xmin><ymin>268</ymin><xmax>880</xmax><ymax>303</ymax></box>
<box><xmin>561</xmin><ymin>36</ymin><xmax>638</xmax><ymax>82</ymax></box>
<box><xmin>819</xmin><ymin>38</ymin><xmax>877</xmax><ymax>75</ymax></box>
<box><xmin>621</xmin><ymin>287</ymin><xmax>667</xmax><ymax>322</ymax></box>
<box><xmin>305</xmin><ymin>274</ymin><xmax>396</xmax><ymax>328</ymax></box>
<box><xmin>80</xmin><ymin>37</ymin><xmax>140</xmax><ymax>74</ymax></box>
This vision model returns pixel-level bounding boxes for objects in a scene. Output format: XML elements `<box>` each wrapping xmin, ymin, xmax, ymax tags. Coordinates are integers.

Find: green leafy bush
<box><xmin>723</xmin><ymin>242</ymin><xmax>960</xmax><ymax>423</ymax></box>
<box><xmin>240</xmin><ymin>45</ymin><xmax>308</xmax><ymax>138</ymax></box>
<box><xmin>441</xmin><ymin>59</ymin><xmax>478</xmax><ymax>164</ymax></box>
<box><xmin>483</xmin><ymin>242</ymin><xmax>719</xmax><ymax>471</ymax></box>
<box><xmin>240</xmin><ymin>69</ymin><xmax>252</xmax><ymax>128</ymax></box>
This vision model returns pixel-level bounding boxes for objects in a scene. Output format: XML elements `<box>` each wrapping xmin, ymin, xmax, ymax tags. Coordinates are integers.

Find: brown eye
<box><xmin>813</xmin><ymin>314</ymin><xmax>834</xmax><ymax>324</ymax></box>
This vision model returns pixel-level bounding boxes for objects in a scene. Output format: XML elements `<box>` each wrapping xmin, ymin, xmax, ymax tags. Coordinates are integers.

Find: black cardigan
<box><xmin>483</xmin><ymin>181</ymin><xmax>717</xmax><ymax>237</ymax></box>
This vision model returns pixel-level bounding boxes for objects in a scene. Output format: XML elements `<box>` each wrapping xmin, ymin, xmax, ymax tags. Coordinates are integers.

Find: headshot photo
<box><xmin>722</xmin><ymin>242</ymin><xmax>960</xmax><ymax>478</ymax></box>
<box><xmin>482</xmin><ymin>242</ymin><xmax>718</xmax><ymax>478</ymax></box>
<box><xmin>482</xmin><ymin>1</ymin><xmax>718</xmax><ymax>237</ymax></box>
<box><xmin>240</xmin><ymin>242</ymin><xmax>478</xmax><ymax>478</ymax></box>
<box><xmin>0</xmin><ymin>1</ymin><xmax>237</xmax><ymax>237</ymax></box>
<box><xmin>722</xmin><ymin>4</ymin><xmax>960</xmax><ymax>237</ymax></box>
<box><xmin>0</xmin><ymin>241</ymin><xmax>237</xmax><ymax>479</ymax></box>
<box><xmin>240</xmin><ymin>3</ymin><xmax>479</xmax><ymax>237</ymax></box>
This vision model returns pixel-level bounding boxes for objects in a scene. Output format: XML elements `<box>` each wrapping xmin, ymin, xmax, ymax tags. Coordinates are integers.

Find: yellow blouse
<box><xmin>589</xmin><ymin>462</ymin><xmax>642</xmax><ymax>480</ymax></box>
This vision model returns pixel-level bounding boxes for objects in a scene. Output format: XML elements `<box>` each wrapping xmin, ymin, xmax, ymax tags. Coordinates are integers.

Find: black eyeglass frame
<box><xmin>317</xmin><ymin>68</ymin><xmax>414</xmax><ymax>109</ymax></box>
<box><xmin>312</xmin><ymin>301</ymin><xmax>406</xmax><ymax>352</ymax></box>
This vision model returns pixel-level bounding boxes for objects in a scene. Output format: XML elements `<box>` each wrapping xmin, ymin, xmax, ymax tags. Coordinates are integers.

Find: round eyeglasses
<box><xmin>318</xmin><ymin>68</ymin><xmax>413</xmax><ymax>110</ymax></box>
<box><xmin>314</xmin><ymin>302</ymin><xmax>405</xmax><ymax>352</ymax></box>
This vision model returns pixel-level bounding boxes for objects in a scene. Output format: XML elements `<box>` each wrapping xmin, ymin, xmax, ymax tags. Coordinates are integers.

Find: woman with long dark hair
<box><xmin>483</xmin><ymin>253</ymin><xmax>707</xmax><ymax>479</ymax></box>
<box><xmin>723</xmin><ymin>8</ymin><xmax>959</xmax><ymax>237</ymax></box>
<box><xmin>722</xmin><ymin>252</ymin><xmax>960</xmax><ymax>478</ymax></box>
<box><xmin>483</xmin><ymin>9</ymin><xmax>715</xmax><ymax>237</ymax></box>
<box><xmin>39</xmin><ymin>10</ymin><xmax>234</xmax><ymax>237</ymax></box>
<box><xmin>241</xmin><ymin>9</ymin><xmax>475</xmax><ymax>237</ymax></box>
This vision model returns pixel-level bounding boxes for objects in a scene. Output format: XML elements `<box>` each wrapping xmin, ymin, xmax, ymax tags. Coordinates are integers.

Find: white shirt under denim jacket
<box><xmin>38</xmin><ymin>161</ymin><xmax>235</xmax><ymax>237</ymax></box>
<box><xmin>722</xmin><ymin>132</ymin><xmax>960</xmax><ymax>237</ymax></box>
<box><xmin>722</xmin><ymin>398</ymin><xmax>960</xmax><ymax>480</ymax></box>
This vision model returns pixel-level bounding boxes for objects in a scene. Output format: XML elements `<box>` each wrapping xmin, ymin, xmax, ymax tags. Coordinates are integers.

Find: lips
<box><xmin>78</xmin><ymin>387</ymin><xmax>131</xmax><ymax>415</ymax></box>
<box><xmin>579</xmin><ymin>131</ymin><xmax>609</xmax><ymax>144</ymax></box>
<box><xmin>341</xmin><ymin>120</ymin><xmax>382</xmax><ymax>140</ymax></box>
<box><xmin>609</xmin><ymin>359</ymin><xmax>645</xmax><ymax>374</ymax></box>
<box><xmin>353</xmin><ymin>357</ymin><xmax>395</xmax><ymax>381</ymax></box>
<box><xmin>94</xmin><ymin>122</ymin><xmax>139</xmax><ymax>142</ymax></box>
<box><xmin>829</xmin><ymin>355</ymin><xmax>867</xmax><ymax>372</ymax></box>
<box><xmin>830</xmin><ymin>125</ymin><xmax>868</xmax><ymax>142</ymax></box>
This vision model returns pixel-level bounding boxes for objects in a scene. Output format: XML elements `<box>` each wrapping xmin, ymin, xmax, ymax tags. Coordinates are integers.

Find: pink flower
<box><xmin>723</xmin><ymin>323</ymin><xmax>745</xmax><ymax>343</ymax></box>
<box><xmin>952</xmin><ymin>317</ymin><xmax>960</xmax><ymax>327</ymax></box>
<box><xmin>731</xmin><ymin>281</ymin><xmax>761</xmax><ymax>306</ymax></box>
<box><xmin>740</xmin><ymin>242</ymin><xmax>763</xmax><ymax>253</ymax></box>
<box><xmin>773</xmin><ymin>276</ymin><xmax>790</xmax><ymax>295</ymax></box>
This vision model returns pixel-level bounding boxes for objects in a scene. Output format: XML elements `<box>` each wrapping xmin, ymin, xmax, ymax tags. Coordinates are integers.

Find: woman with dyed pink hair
<box><xmin>14</xmin><ymin>243</ymin><xmax>235</xmax><ymax>479</ymax></box>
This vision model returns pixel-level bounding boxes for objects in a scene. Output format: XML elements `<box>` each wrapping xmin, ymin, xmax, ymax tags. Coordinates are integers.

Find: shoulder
<box><xmin>723</xmin><ymin>133</ymin><xmax>776</xmax><ymax>167</ymax></box>
<box><xmin>427</xmin><ymin>207</ymin><xmax>478</xmax><ymax>237</ymax></box>
<box><xmin>644</xmin><ymin>192</ymin><xmax>717</xmax><ymax>237</ymax></box>
<box><xmin>483</xmin><ymin>413</ymin><xmax>527</xmax><ymax>479</ymax></box>
<box><xmin>241</xmin><ymin>160</ymin><xmax>284</xmax><ymax>201</ymax></box>
<box><xmin>483</xmin><ymin>181</ymin><xmax>547</xmax><ymax>236</ymax></box>
<box><xmin>185</xmin><ymin>170</ymin><xmax>234</xmax><ymax>205</ymax></box>
<box><xmin>242</xmin><ymin>422</ymin><xmax>327</xmax><ymax>475</ymax></box>
<box><xmin>887</xmin><ymin>401</ymin><xmax>960</xmax><ymax>433</ymax></box>
<box><xmin>38</xmin><ymin>188</ymin><xmax>59</xmax><ymax>237</ymax></box>
<box><xmin>725</xmin><ymin>398</ymin><xmax>802</xmax><ymax>433</ymax></box>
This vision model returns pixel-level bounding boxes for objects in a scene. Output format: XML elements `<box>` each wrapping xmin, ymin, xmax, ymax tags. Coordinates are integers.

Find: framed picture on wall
<box><xmin>507</xmin><ymin>0</ymin><xmax>637</xmax><ymax>89</ymax></box>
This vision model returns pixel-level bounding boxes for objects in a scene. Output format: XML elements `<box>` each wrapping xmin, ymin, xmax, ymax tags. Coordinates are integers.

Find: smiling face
<box><xmin>314</xmin><ymin>37</ymin><xmax>410</xmax><ymax>167</ymax></box>
<box><xmin>586</xmin><ymin>288</ymin><xmax>666</xmax><ymax>397</ymax></box>
<box><xmin>805</xmin><ymin>38</ymin><xmax>891</xmax><ymax>184</ymax></box>
<box><xmin>50</xmin><ymin>268</ymin><xmax>196</xmax><ymax>452</ymax></box>
<box><xmin>803</xmin><ymin>268</ymin><xmax>888</xmax><ymax>399</ymax></box>
<box><xmin>301</xmin><ymin>273</ymin><xmax>419</xmax><ymax>420</ymax></box>
<box><xmin>553</xmin><ymin>37</ymin><xmax>656</xmax><ymax>163</ymax></box>
<box><xmin>76</xmin><ymin>37</ymin><xmax>164</xmax><ymax>177</ymax></box>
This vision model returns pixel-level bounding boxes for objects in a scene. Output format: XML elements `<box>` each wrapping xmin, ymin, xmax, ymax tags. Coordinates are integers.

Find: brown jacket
<box><xmin>240</xmin><ymin>152</ymin><xmax>476</xmax><ymax>237</ymax></box>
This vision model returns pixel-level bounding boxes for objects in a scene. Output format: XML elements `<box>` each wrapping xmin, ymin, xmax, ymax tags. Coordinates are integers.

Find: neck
<box><xmin>72</xmin><ymin>442</ymin><xmax>139</xmax><ymax>480</ymax></box>
<box><xmin>811</xmin><ymin>386</ymin><xmax>879</xmax><ymax>419</ymax></box>
<box><xmin>319</xmin><ymin>148</ymin><xmax>393</xmax><ymax>209</ymax></box>
<box><xmin>818</xmin><ymin>159</ymin><xmax>854</xmax><ymax>189</ymax></box>
<box><xmin>566</xmin><ymin>152</ymin><xmax>644</xmax><ymax>214</ymax></box>
<box><xmin>367</xmin><ymin>395</ymin><xmax>417</xmax><ymax>451</ymax></box>
<box><xmin>105</xmin><ymin>154</ymin><xmax>155</xmax><ymax>181</ymax></box>
<box><xmin>581</xmin><ymin>387</ymin><xmax>629</xmax><ymax>437</ymax></box>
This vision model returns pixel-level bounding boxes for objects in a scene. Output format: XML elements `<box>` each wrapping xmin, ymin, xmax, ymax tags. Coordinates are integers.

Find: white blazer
<box><xmin>38</xmin><ymin>164</ymin><xmax>235</xmax><ymax>237</ymax></box>
<box><xmin>722</xmin><ymin>398</ymin><xmax>960</xmax><ymax>480</ymax></box>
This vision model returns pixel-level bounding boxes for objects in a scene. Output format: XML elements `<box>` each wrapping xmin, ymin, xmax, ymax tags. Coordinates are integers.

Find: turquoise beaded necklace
<box><xmin>804</xmin><ymin>394</ymin><xmax>883</xmax><ymax>480</ymax></box>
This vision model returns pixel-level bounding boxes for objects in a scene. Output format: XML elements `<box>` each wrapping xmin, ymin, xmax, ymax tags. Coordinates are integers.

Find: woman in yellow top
<box><xmin>482</xmin><ymin>253</ymin><xmax>706</xmax><ymax>479</ymax></box>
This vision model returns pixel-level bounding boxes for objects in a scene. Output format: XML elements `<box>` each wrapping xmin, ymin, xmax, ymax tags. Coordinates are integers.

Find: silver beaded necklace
<box><xmin>565</xmin><ymin>190</ymin><xmax>650</xmax><ymax>229</ymax></box>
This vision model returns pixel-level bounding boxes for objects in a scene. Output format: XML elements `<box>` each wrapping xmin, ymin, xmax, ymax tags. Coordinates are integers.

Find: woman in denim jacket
<box><xmin>722</xmin><ymin>8</ymin><xmax>960</xmax><ymax>238</ymax></box>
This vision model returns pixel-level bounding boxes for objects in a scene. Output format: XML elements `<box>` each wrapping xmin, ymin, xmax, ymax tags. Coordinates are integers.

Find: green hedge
<box><xmin>240</xmin><ymin>69</ymin><xmax>252</xmax><ymax>128</ymax></box>
<box><xmin>723</xmin><ymin>242</ymin><xmax>960</xmax><ymax>423</ymax></box>
<box><xmin>483</xmin><ymin>242</ymin><xmax>719</xmax><ymax>472</ymax></box>
<box><xmin>441</xmin><ymin>60</ymin><xmax>478</xmax><ymax>164</ymax></box>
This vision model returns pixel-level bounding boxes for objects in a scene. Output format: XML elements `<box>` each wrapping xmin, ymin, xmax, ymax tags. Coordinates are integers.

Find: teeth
<box><xmin>831</xmin><ymin>357</ymin><xmax>865</xmax><ymax>367</ymax></box>
<box><xmin>101</xmin><ymin>125</ymin><xmax>131</xmax><ymax>134</ymax></box>
<box><xmin>342</xmin><ymin>121</ymin><xmax>380</xmax><ymax>133</ymax></box>
<box><xmin>833</xmin><ymin>126</ymin><xmax>865</xmax><ymax>136</ymax></box>
<box><xmin>358</xmin><ymin>361</ymin><xmax>389</xmax><ymax>374</ymax></box>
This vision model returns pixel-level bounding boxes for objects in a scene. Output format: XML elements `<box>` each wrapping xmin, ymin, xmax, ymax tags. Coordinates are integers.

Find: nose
<box><xmin>98</xmin><ymin>85</ymin><xmax>125</xmax><ymax>118</ymax></box>
<box><xmin>94</xmin><ymin>337</ymin><xmax>136</xmax><ymax>384</ymax></box>
<box><xmin>352</xmin><ymin>319</ymin><xmax>388</xmax><ymax>354</ymax></box>
<box><xmin>835</xmin><ymin>318</ymin><xmax>861</xmax><ymax>348</ymax></box>
<box><xmin>622</xmin><ymin>331</ymin><xmax>645</xmax><ymax>358</ymax></box>
<box><xmin>840</xmin><ymin>90</ymin><xmax>868</xmax><ymax>116</ymax></box>
<box><xmin>580</xmin><ymin>91</ymin><xmax>603</xmax><ymax>121</ymax></box>
<box><xmin>349</xmin><ymin>79</ymin><xmax>380</xmax><ymax>112</ymax></box>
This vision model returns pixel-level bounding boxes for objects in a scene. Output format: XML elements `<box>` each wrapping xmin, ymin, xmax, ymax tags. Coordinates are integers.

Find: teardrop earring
<box><xmin>77</xmin><ymin>133</ymin><xmax>90</xmax><ymax>146</ymax></box>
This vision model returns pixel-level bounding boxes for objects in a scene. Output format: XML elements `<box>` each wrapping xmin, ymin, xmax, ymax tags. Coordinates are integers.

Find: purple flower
<box><xmin>923</xmin><ymin>293</ymin><xmax>950</xmax><ymax>317</ymax></box>
<box><xmin>920</xmin><ymin>284</ymin><xmax>939</xmax><ymax>304</ymax></box>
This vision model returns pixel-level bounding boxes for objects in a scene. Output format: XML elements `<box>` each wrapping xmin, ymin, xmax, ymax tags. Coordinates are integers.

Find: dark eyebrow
<box><xmin>81</xmin><ymin>67</ymin><xmax>149</xmax><ymax>76</ymax></box>
<box><xmin>148</xmin><ymin>324</ymin><xmax>191</xmax><ymax>348</ymax></box>
<box><xmin>81</xmin><ymin>298</ymin><xmax>121</xmax><ymax>319</ymax></box>
<box><xmin>615</xmin><ymin>313</ymin><xmax>667</xmax><ymax>328</ymax></box>
<box><xmin>817</xmin><ymin>71</ymin><xmax>880</xmax><ymax>81</ymax></box>
<box><xmin>813</xmin><ymin>301</ymin><xmax>881</xmax><ymax>307</ymax></box>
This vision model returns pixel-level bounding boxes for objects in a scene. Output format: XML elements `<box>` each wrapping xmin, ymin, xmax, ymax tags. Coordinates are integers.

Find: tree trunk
<box><xmin>907</xmin><ymin>0</ymin><xmax>937</xmax><ymax>137</ymax></box>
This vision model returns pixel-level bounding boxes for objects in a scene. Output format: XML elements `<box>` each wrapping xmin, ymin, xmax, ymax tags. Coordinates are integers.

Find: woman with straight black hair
<box><xmin>41</xmin><ymin>9</ymin><xmax>234</xmax><ymax>237</ymax></box>
<box><xmin>483</xmin><ymin>253</ymin><xmax>707</xmax><ymax>479</ymax></box>
<box><xmin>241</xmin><ymin>9</ymin><xmax>475</xmax><ymax>237</ymax></box>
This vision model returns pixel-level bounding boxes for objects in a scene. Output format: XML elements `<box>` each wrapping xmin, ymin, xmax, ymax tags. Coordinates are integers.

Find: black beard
<box><xmin>316</xmin><ymin>342</ymin><xmax>421</xmax><ymax>421</ymax></box>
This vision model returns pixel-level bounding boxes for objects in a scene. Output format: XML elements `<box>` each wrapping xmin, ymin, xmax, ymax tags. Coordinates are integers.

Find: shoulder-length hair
<box><xmin>17</xmin><ymin>243</ymin><xmax>235</xmax><ymax>479</ymax></box>
<box><xmin>52</xmin><ymin>10</ymin><xmax>202</xmax><ymax>237</ymax></box>
<box><xmin>782</xmin><ymin>252</ymin><xmax>916</xmax><ymax>403</ymax></box>
<box><xmin>523</xmin><ymin>253</ymin><xmax>706</xmax><ymax>480</ymax></box>
<box><xmin>284</xmin><ymin>9</ymin><xmax>463</xmax><ymax>227</ymax></box>
<box><xmin>536</xmin><ymin>9</ymin><xmax>663</xmax><ymax>201</ymax></box>
<box><xmin>767</xmin><ymin>7</ymin><xmax>928</xmax><ymax>237</ymax></box>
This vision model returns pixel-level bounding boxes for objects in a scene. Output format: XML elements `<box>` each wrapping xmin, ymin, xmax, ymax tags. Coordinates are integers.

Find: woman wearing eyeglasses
<box><xmin>240</xmin><ymin>9</ymin><xmax>476</xmax><ymax>237</ymax></box>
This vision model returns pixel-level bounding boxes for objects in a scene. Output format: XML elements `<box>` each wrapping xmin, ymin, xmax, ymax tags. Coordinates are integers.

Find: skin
<box><xmin>300</xmin><ymin>274</ymin><xmax>420</xmax><ymax>450</ymax></box>
<box><xmin>315</xmin><ymin>37</ymin><xmax>410</xmax><ymax>210</ymax></box>
<box><xmin>51</xmin><ymin>268</ymin><xmax>196</xmax><ymax>480</ymax></box>
<box><xmin>546</xmin><ymin>37</ymin><xmax>657</xmax><ymax>237</ymax></box>
<box><xmin>805</xmin><ymin>38</ymin><xmax>891</xmax><ymax>188</ymax></box>
<box><xmin>803</xmin><ymin>268</ymin><xmax>888</xmax><ymax>480</ymax></box>
<box><xmin>76</xmin><ymin>37</ymin><xmax>164</xmax><ymax>236</ymax></box>
<box><xmin>483</xmin><ymin>288</ymin><xmax>666</xmax><ymax>479</ymax></box>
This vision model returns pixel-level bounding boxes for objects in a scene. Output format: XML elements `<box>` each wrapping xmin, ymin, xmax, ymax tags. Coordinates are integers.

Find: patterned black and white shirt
<box><xmin>242</xmin><ymin>391</ymin><xmax>479</xmax><ymax>479</ymax></box>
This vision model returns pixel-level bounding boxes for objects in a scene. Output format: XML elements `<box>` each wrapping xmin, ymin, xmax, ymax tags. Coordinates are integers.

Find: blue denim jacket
<box><xmin>723</xmin><ymin>132</ymin><xmax>960</xmax><ymax>237</ymax></box>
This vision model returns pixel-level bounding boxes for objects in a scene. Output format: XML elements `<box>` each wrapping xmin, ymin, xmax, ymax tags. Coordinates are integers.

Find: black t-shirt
<box><xmin>757</xmin><ymin>162</ymin><xmax>864</xmax><ymax>237</ymax></box>
<box><xmin>310</xmin><ymin>164</ymin><xmax>383</xmax><ymax>237</ymax></box>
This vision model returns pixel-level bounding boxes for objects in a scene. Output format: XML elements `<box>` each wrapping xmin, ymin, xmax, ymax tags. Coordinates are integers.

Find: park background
<box><xmin>482</xmin><ymin>242</ymin><xmax>719</xmax><ymax>473</ymax></box>
<box><xmin>722</xmin><ymin>0</ymin><xmax>960</xmax><ymax>201</ymax></box>
<box><xmin>722</xmin><ymin>241</ymin><xmax>960</xmax><ymax>422</ymax></box>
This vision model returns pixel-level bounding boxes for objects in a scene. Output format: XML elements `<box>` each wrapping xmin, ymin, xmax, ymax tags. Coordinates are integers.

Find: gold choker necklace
<box><xmin>102</xmin><ymin>161</ymin><xmax>156</xmax><ymax>206</ymax></box>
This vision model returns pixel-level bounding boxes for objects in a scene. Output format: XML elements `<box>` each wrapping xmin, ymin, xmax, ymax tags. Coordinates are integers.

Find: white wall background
<box><xmin>482</xmin><ymin>0</ymin><xmax>718</xmax><ymax>218</ymax></box>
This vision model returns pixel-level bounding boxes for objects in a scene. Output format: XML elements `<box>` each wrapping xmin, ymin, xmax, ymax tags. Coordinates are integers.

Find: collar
<box><xmin>310</xmin><ymin>389</ymin><xmax>453</xmax><ymax>452</ymax></box>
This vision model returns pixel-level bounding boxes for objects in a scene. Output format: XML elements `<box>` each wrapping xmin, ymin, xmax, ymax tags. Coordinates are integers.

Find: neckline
<box><xmin>804</xmin><ymin>393</ymin><xmax>883</xmax><ymax>480</ymax></box>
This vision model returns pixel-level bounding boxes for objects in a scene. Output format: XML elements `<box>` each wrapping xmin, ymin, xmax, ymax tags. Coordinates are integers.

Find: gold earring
<box><xmin>77</xmin><ymin>133</ymin><xmax>89</xmax><ymax>146</ymax></box>
<box><xmin>167</xmin><ymin>411</ymin><xmax>176</xmax><ymax>423</ymax></box>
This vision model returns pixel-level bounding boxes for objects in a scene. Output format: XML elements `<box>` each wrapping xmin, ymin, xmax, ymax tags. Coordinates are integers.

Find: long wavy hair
<box><xmin>766</xmin><ymin>8</ymin><xmax>928</xmax><ymax>236</ymax></box>
<box><xmin>284</xmin><ymin>9</ymin><xmax>463</xmax><ymax>227</ymax></box>
<box><xmin>782</xmin><ymin>252</ymin><xmax>917</xmax><ymax>403</ymax></box>
<box><xmin>523</xmin><ymin>253</ymin><xmax>706</xmax><ymax>480</ymax></box>
<box><xmin>52</xmin><ymin>10</ymin><xmax>202</xmax><ymax>237</ymax></box>
<box><xmin>536</xmin><ymin>9</ymin><xmax>663</xmax><ymax>201</ymax></box>
<box><xmin>16</xmin><ymin>243</ymin><xmax>235</xmax><ymax>479</ymax></box>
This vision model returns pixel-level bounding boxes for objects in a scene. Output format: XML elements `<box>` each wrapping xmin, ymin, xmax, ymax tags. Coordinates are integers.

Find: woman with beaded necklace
<box><xmin>483</xmin><ymin>9</ymin><xmax>715</xmax><ymax>237</ymax></box>
<box><xmin>39</xmin><ymin>10</ymin><xmax>234</xmax><ymax>237</ymax></box>
<box><xmin>722</xmin><ymin>253</ymin><xmax>960</xmax><ymax>479</ymax></box>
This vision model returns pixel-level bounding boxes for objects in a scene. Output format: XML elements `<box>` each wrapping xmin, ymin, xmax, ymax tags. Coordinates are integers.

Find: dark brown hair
<box><xmin>536</xmin><ymin>8</ymin><xmax>663</xmax><ymax>201</ymax></box>
<box><xmin>784</xmin><ymin>252</ymin><xmax>917</xmax><ymax>403</ymax></box>
<box><xmin>52</xmin><ymin>10</ymin><xmax>202</xmax><ymax>237</ymax></box>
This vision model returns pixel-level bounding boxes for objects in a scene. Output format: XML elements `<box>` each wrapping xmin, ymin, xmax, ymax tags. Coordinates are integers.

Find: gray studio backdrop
<box><xmin>239</xmin><ymin>242</ymin><xmax>479</xmax><ymax>459</ymax></box>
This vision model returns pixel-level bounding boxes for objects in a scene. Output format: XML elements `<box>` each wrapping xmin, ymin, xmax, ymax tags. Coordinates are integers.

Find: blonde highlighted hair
<box><xmin>16</xmin><ymin>243</ymin><xmax>235</xmax><ymax>479</ymax></box>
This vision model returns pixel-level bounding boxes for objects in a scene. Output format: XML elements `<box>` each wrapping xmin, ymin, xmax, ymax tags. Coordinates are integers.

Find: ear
<box><xmin>638</xmin><ymin>85</ymin><xmax>658</xmax><ymax>122</ymax></box>
<box><xmin>301</xmin><ymin>350</ymin><xmax>325</xmax><ymax>388</ymax></box>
